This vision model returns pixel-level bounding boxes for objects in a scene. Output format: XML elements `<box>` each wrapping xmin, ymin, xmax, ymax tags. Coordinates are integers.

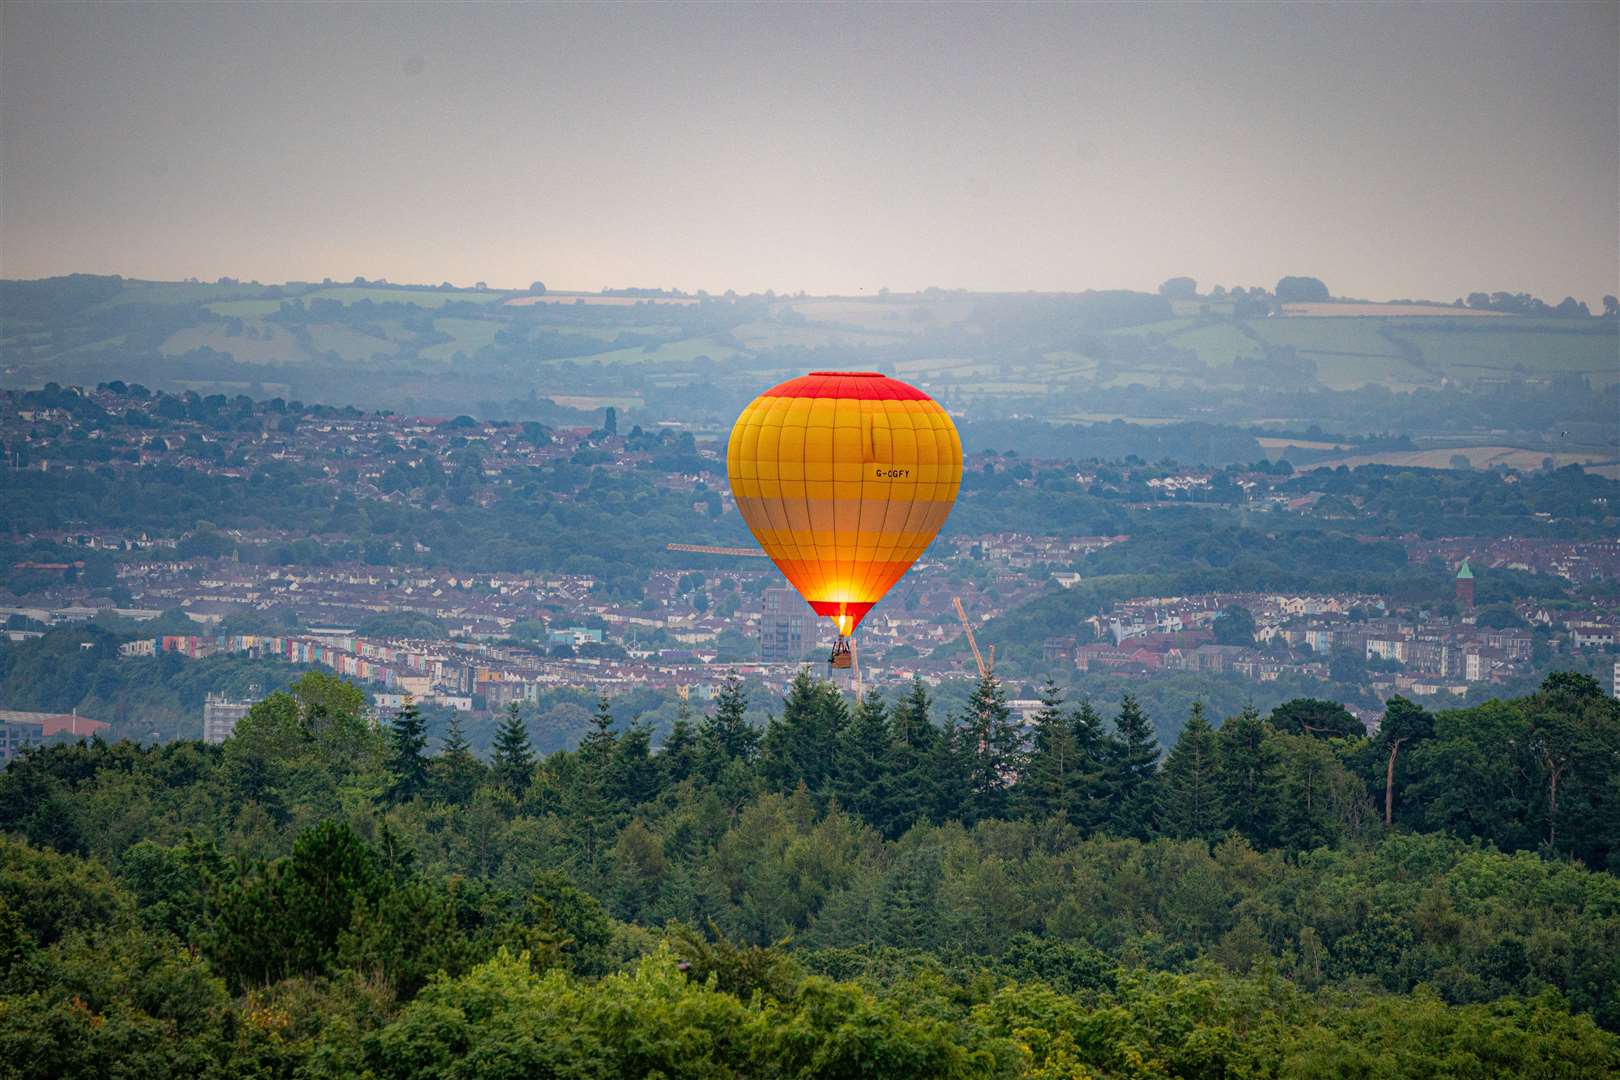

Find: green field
<box><xmin>1099</xmin><ymin>367</ymin><xmax>1196</xmax><ymax>390</ymax></box>
<box><xmin>1249</xmin><ymin>316</ymin><xmax>1402</xmax><ymax>358</ymax></box>
<box><xmin>731</xmin><ymin>320</ymin><xmax>903</xmax><ymax>350</ymax></box>
<box><xmin>1107</xmin><ymin>317</ymin><xmax>1199</xmax><ymax>339</ymax></box>
<box><xmin>1310</xmin><ymin>352</ymin><xmax>1433</xmax><ymax>391</ymax></box>
<box><xmin>548</xmin><ymin>393</ymin><xmax>646</xmax><ymax>411</ymax></box>
<box><xmin>420</xmin><ymin>317</ymin><xmax>503</xmax><ymax>361</ymax></box>
<box><xmin>894</xmin><ymin>357</ymin><xmax>1004</xmax><ymax>380</ymax></box>
<box><xmin>96</xmin><ymin>282</ymin><xmax>279</xmax><ymax>308</ymax></box>
<box><xmin>207</xmin><ymin>299</ymin><xmax>286</xmax><ymax>317</ymax></box>
<box><xmin>1040</xmin><ymin>350</ymin><xmax>1102</xmax><ymax>377</ymax></box>
<box><xmin>160</xmin><ymin>325</ymin><xmax>294</xmax><ymax>363</ymax></box>
<box><xmin>161</xmin><ymin>319</ymin><xmax>402</xmax><ymax>364</ymax></box>
<box><xmin>305</xmin><ymin>323</ymin><xmax>397</xmax><ymax>361</ymax></box>
<box><xmin>1399</xmin><ymin>327</ymin><xmax>1619</xmax><ymax>385</ymax></box>
<box><xmin>579</xmin><ymin>336</ymin><xmax>742</xmax><ymax>366</ymax></box>
<box><xmin>1059</xmin><ymin>411</ymin><xmax>1182</xmax><ymax>425</ymax></box>
<box><xmin>1170</xmin><ymin>297</ymin><xmax>1236</xmax><ymax>316</ymax></box>
<box><xmin>1121</xmin><ymin>315</ymin><xmax>1619</xmax><ymax>391</ymax></box>
<box><xmin>299</xmin><ymin>286</ymin><xmax>512</xmax><ymax>308</ymax></box>
<box><xmin>1164</xmin><ymin>322</ymin><xmax>1259</xmax><ymax>366</ymax></box>
<box><xmin>783</xmin><ymin>297</ymin><xmax>965</xmax><ymax>335</ymax></box>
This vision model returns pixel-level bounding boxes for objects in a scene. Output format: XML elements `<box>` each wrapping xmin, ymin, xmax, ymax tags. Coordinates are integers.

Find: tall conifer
<box><xmin>433</xmin><ymin>711</ymin><xmax>483</xmax><ymax>806</ymax></box>
<box><xmin>884</xmin><ymin>678</ymin><xmax>940</xmax><ymax>837</ymax></box>
<box><xmin>835</xmin><ymin>691</ymin><xmax>892</xmax><ymax>825</ymax></box>
<box><xmin>492</xmin><ymin>702</ymin><xmax>536</xmax><ymax>798</ymax></box>
<box><xmin>1159</xmin><ymin>702</ymin><xmax>1228</xmax><ymax>841</ymax></box>
<box><xmin>929</xmin><ymin>716</ymin><xmax>972</xmax><ymax>823</ymax></box>
<box><xmin>383</xmin><ymin>696</ymin><xmax>429</xmax><ymax>805</ymax></box>
<box><xmin>698</xmin><ymin>674</ymin><xmax>758</xmax><ymax>777</ymax></box>
<box><xmin>1070</xmin><ymin>699</ymin><xmax>1112</xmax><ymax>834</ymax></box>
<box><xmin>660</xmin><ymin>700</ymin><xmax>699</xmax><ymax>786</ymax></box>
<box><xmin>761</xmin><ymin>669</ymin><xmax>846</xmax><ymax>793</ymax></box>
<box><xmin>1016</xmin><ymin>678</ymin><xmax>1084</xmax><ymax>822</ymax></box>
<box><xmin>959</xmin><ymin>671</ymin><xmax>1021</xmax><ymax>824</ymax></box>
<box><xmin>1218</xmin><ymin>705</ymin><xmax>1282</xmax><ymax>848</ymax></box>
<box><xmin>1105</xmin><ymin>692</ymin><xmax>1160</xmax><ymax>839</ymax></box>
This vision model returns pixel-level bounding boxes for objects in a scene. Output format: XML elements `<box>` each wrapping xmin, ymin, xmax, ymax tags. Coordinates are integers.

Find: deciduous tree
<box><xmin>1376</xmin><ymin>696</ymin><xmax>1432</xmax><ymax>826</ymax></box>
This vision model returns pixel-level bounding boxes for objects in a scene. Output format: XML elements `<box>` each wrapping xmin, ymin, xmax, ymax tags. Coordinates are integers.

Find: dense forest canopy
<box><xmin>2</xmin><ymin>668</ymin><xmax>1617</xmax><ymax>1076</ymax></box>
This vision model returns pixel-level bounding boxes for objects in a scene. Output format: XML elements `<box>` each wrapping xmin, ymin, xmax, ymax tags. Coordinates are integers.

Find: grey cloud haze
<box><xmin>2</xmin><ymin>1</ymin><xmax>1615</xmax><ymax>303</ymax></box>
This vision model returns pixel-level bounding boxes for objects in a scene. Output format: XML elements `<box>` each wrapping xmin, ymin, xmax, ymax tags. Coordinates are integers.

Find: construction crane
<box><xmin>952</xmin><ymin>596</ymin><xmax>994</xmax><ymax>678</ymax></box>
<box><xmin>665</xmin><ymin>543</ymin><xmax>769</xmax><ymax>558</ymax></box>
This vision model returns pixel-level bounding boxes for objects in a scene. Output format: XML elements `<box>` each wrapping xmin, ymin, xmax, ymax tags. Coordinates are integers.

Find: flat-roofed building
<box><xmin>760</xmin><ymin>588</ymin><xmax>815</xmax><ymax>663</ymax></box>
<box><xmin>202</xmin><ymin>693</ymin><xmax>253</xmax><ymax>744</ymax></box>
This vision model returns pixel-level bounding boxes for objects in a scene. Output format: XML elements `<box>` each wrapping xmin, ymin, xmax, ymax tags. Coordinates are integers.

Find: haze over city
<box><xmin>2</xmin><ymin>1</ymin><xmax>1616</xmax><ymax>303</ymax></box>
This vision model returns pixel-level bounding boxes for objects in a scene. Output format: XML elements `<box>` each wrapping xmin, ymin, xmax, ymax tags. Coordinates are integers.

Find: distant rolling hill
<box><xmin>2</xmin><ymin>276</ymin><xmax>1613</xmax><ymax>466</ymax></box>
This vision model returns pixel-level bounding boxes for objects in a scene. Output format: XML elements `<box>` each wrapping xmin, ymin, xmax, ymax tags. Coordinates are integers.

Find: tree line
<box><xmin>1</xmin><ymin>669</ymin><xmax>1617</xmax><ymax>1076</ymax></box>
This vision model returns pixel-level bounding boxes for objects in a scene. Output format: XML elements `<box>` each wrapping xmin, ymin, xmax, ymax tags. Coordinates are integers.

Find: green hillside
<box><xmin>2</xmin><ymin>276</ymin><xmax>1614</xmax><ymax>460</ymax></box>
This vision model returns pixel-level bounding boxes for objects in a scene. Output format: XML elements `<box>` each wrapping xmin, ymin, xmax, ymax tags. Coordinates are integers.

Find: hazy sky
<box><xmin>2</xmin><ymin>2</ymin><xmax>1616</xmax><ymax>303</ymax></box>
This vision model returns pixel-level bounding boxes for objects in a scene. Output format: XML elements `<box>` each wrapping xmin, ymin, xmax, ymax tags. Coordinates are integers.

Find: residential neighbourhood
<box><xmin>4</xmin><ymin>383</ymin><xmax>1618</xmax><ymax>750</ymax></box>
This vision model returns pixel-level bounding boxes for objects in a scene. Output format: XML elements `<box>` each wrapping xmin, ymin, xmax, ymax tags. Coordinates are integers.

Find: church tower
<box><xmin>1455</xmin><ymin>558</ymin><xmax>1474</xmax><ymax>609</ymax></box>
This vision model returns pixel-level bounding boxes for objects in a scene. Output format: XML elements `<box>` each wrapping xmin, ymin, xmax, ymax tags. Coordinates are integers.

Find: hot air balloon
<box><xmin>727</xmin><ymin>371</ymin><xmax>962</xmax><ymax>666</ymax></box>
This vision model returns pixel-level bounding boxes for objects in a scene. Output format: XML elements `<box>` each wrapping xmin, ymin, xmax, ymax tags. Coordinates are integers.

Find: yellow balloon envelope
<box><xmin>727</xmin><ymin>371</ymin><xmax>962</xmax><ymax>636</ymax></box>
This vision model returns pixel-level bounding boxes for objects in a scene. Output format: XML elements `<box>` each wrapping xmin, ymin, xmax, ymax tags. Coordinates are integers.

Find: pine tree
<box><xmin>492</xmin><ymin>702</ymin><xmax>536</xmax><ymax>798</ymax></box>
<box><xmin>883</xmin><ymin>678</ymin><xmax>940</xmax><ymax>837</ymax></box>
<box><xmin>574</xmin><ymin>695</ymin><xmax>621</xmax><ymax>874</ymax></box>
<box><xmin>432</xmin><ymin>711</ymin><xmax>483</xmax><ymax>806</ymax></box>
<box><xmin>659</xmin><ymin>701</ymin><xmax>699</xmax><ymax>787</ymax></box>
<box><xmin>1158</xmin><ymin>702</ymin><xmax>1227</xmax><ymax>841</ymax></box>
<box><xmin>928</xmin><ymin>715</ymin><xmax>972</xmax><ymax>823</ymax></box>
<box><xmin>383</xmin><ymin>696</ymin><xmax>428</xmax><ymax>805</ymax></box>
<box><xmin>699</xmin><ymin>677</ymin><xmax>764</xmax><ymax>828</ymax></box>
<box><xmin>878</xmin><ymin>844</ymin><xmax>943</xmax><ymax>950</ymax></box>
<box><xmin>698</xmin><ymin>674</ymin><xmax>758</xmax><ymax>778</ymax></box>
<box><xmin>1217</xmin><ymin>706</ymin><xmax>1282</xmax><ymax>848</ymax></box>
<box><xmin>607</xmin><ymin>816</ymin><xmax>667</xmax><ymax>923</ymax></box>
<box><xmin>612</xmin><ymin>721</ymin><xmax>659</xmax><ymax>808</ymax></box>
<box><xmin>1015</xmin><ymin>678</ymin><xmax>1083</xmax><ymax>823</ymax></box>
<box><xmin>760</xmin><ymin>669</ymin><xmax>847</xmax><ymax>793</ymax></box>
<box><xmin>958</xmin><ymin>672</ymin><xmax>1022</xmax><ymax>824</ymax></box>
<box><xmin>1276</xmin><ymin>734</ymin><xmax>1342</xmax><ymax>851</ymax></box>
<box><xmin>1105</xmin><ymin>692</ymin><xmax>1160</xmax><ymax>839</ymax></box>
<box><xmin>580</xmin><ymin>694</ymin><xmax>619</xmax><ymax>774</ymax></box>
<box><xmin>1069</xmin><ymin>700</ymin><xmax>1112</xmax><ymax>834</ymax></box>
<box><xmin>834</xmin><ymin>692</ymin><xmax>892</xmax><ymax>826</ymax></box>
